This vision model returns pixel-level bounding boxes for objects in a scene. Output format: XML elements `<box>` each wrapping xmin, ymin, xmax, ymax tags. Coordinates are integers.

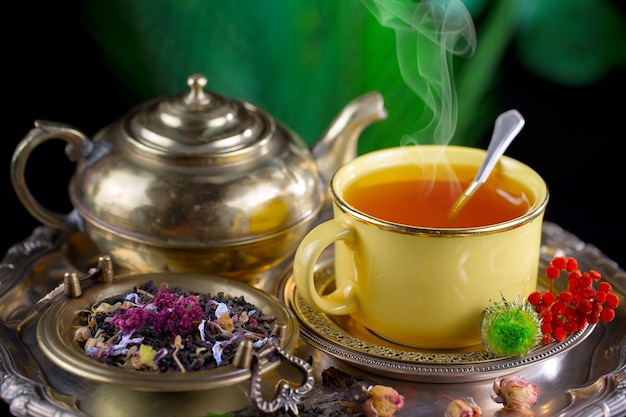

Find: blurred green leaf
<box><xmin>77</xmin><ymin>0</ymin><xmax>625</xmax><ymax>154</ymax></box>
<box><xmin>515</xmin><ymin>0</ymin><xmax>626</xmax><ymax>85</ymax></box>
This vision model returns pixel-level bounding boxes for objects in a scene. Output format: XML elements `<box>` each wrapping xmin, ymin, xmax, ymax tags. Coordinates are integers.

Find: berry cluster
<box><xmin>527</xmin><ymin>256</ymin><xmax>619</xmax><ymax>344</ymax></box>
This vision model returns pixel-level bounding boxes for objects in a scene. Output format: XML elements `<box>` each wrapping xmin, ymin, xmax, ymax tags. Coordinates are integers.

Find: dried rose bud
<box><xmin>492</xmin><ymin>375</ymin><xmax>539</xmax><ymax>410</ymax></box>
<box><xmin>362</xmin><ymin>385</ymin><xmax>405</xmax><ymax>417</ymax></box>
<box><xmin>73</xmin><ymin>326</ymin><xmax>92</xmax><ymax>343</ymax></box>
<box><xmin>444</xmin><ymin>396</ymin><xmax>482</xmax><ymax>417</ymax></box>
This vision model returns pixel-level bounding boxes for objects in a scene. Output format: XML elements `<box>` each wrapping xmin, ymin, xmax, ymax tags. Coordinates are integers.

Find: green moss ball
<box><xmin>481</xmin><ymin>298</ymin><xmax>541</xmax><ymax>357</ymax></box>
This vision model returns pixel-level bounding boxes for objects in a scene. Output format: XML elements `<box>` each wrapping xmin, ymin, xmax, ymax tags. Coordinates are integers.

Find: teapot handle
<box><xmin>11</xmin><ymin>120</ymin><xmax>93</xmax><ymax>231</ymax></box>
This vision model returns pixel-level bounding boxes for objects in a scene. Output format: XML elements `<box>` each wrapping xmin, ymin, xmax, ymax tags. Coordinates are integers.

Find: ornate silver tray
<box><xmin>1</xmin><ymin>222</ymin><xmax>625</xmax><ymax>416</ymax></box>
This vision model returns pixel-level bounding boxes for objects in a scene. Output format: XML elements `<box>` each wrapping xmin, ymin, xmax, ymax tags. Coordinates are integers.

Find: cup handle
<box><xmin>293</xmin><ymin>219</ymin><xmax>357</xmax><ymax>315</ymax></box>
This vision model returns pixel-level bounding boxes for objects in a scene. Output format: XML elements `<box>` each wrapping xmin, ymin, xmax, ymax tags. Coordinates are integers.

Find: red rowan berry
<box><xmin>541</xmin><ymin>310</ymin><xmax>553</xmax><ymax>323</ymax></box>
<box><xmin>579</xmin><ymin>287</ymin><xmax>595</xmax><ymax>300</ymax></box>
<box><xmin>591</xmin><ymin>302</ymin><xmax>603</xmax><ymax>314</ymax></box>
<box><xmin>594</xmin><ymin>291</ymin><xmax>607</xmax><ymax>303</ymax></box>
<box><xmin>546</xmin><ymin>265</ymin><xmax>560</xmax><ymax>279</ymax></box>
<box><xmin>589</xmin><ymin>270</ymin><xmax>601</xmax><ymax>281</ymax></box>
<box><xmin>558</xmin><ymin>291</ymin><xmax>573</xmax><ymax>303</ymax></box>
<box><xmin>542</xmin><ymin>292</ymin><xmax>556</xmax><ymax>305</ymax></box>
<box><xmin>579</xmin><ymin>273</ymin><xmax>593</xmax><ymax>288</ymax></box>
<box><xmin>564</xmin><ymin>307</ymin><xmax>577</xmax><ymax>321</ymax></box>
<box><xmin>577</xmin><ymin>299</ymin><xmax>592</xmax><ymax>314</ymax></box>
<box><xmin>527</xmin><ymin>291</ymin><xmax>542</xmax><ymax>305</ymax></box>
<box><xmin>540</xmin><ymin>322</ymin><xmax>552</xmax><ymax>334</ymax></box>
<box><xmin>568</xmin><ymin>278</ymin><xmax>580</xmax><ymax>293</ymax></box>
<box><xmin>551</xmin><ymin>316</ymin><xmax>564</xmax><ymax>328</ymax></box>
<box><xmin>551</xmin><ymin>302</ymin><xmax>566</xmax><ymax>315</ymax></box>
<box><xmin>552</xmin><ymin>256</ymin><xmax>567</xmax><ymax>270</ymax></box>
<box><xmin>553</xmin><ymin>327</ymin><xmax>566</xmax><ymax>342</ymax></box>
<box><xmin>564</xmin><ymin>320</ymin><xmax>578</xmax><ymax>333</ymax></box>
<box><xmin>600</xmin><ymin>308</ymin><xmax>615</xmax><ymax>323</ymax></box>
<box><xmin>566</xmin><ymin>257</ymin><xmax>578</xmax><ymax>272</ymax></box>
<box><xmin>568</xmin><ymin>270</ymin><xmax>582</xmax><ymax>280</ymax></box>
<box><xmin>606</xmin><ymin>293</ymin><xmax>619</xmax><ymax>308</ymax></box>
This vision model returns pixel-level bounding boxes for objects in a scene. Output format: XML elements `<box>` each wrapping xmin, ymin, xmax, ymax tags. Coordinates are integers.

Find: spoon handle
<box><xmin>448</xmin><ymin>109</ymin><xmax>525</xmax><ymax>222</ymax></box>
<box><xmin>474</xmin><ymin>109</ymin><xmax>525</xmax><ymax>186</ymax></box>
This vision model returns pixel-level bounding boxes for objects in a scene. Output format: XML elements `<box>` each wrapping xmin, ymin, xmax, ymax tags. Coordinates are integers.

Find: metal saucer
<box><xmin>276</xmin><ymin>249</ymin><xmax>596</xmax><ymax>383</ymax></box>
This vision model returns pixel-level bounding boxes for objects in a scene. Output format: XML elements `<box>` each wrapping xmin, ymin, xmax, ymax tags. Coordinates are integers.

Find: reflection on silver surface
<box><xmin>1</xmin><ymin>222</ymin><xmax>625</xmax><ymax>416</ymax></box>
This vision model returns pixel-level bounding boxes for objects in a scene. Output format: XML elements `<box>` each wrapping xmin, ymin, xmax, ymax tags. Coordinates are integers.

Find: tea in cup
<box><xmin>292</xmin><ymin>145</ymin><xmax>548</xmax><ymax>349</ymax></box>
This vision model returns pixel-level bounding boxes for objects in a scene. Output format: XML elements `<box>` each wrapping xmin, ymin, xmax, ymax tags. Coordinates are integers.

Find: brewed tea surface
<box><xmin>344</xmin><ymin>164</ymin><xmax>532</xmax><ymax>228</ymax></box>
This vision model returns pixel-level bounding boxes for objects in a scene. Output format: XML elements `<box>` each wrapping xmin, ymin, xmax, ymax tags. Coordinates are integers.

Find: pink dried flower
<box><xmin>362</xmin><ymin>385</ymin><xmax>405</xmax><ymax>417</ymax></box>
<box><xmin>492</xmin><ymin>375</ymin><xmax>539</xmax><ymax>412</ymax></box>
<box><xmin>444</xmin><ymin>396</ymin><xmax>482</xmax><ymax>417</ymax></box>
<box><xmin>111</xmin><ymin>286</ymin><xmax>204</xmax><ymax>336</ymax></box>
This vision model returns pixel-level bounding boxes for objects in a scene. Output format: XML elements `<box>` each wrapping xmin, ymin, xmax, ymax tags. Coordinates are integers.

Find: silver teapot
<box><xmin>11</xmin><ymin>74</ymin><xmax>386</xmax><ymax>280</ymax></box>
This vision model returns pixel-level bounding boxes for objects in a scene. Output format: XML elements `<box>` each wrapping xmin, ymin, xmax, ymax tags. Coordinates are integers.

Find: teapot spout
<box><xmin>312</xmin><ymin>92</ymin><xmax>387</xmax><ymax>189</ymax></box>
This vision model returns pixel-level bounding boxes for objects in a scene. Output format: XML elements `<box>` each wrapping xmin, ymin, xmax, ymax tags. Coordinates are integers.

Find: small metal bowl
<box><xmin>36</xmin><ymin>258</ymin><xmax>313</xmax><ymax>414</ymax></box>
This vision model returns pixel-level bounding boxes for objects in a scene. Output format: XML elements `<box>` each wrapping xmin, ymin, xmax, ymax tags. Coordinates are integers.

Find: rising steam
<box><xmin>360</xmin><ymin>0</ymin><xmax>476</xmax><ymax>146</ymax></box>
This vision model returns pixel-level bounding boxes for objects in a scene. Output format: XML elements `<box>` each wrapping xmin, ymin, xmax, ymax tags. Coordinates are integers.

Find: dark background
<box><xmin>1</xmin><ymin>2</ymin><xmax>624</xmax><ymax>415</ymax></box>
<box><xmin>4</xmin><ymin>4</ymin><xmax>624</xmax><ymax>265</ymax></box>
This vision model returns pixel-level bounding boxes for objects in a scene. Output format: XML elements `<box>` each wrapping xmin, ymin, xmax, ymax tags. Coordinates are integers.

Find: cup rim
<box><xmin>330</xmin><ymin>145</ymin><xmax>549</xmax><ymax>236</ymax></box>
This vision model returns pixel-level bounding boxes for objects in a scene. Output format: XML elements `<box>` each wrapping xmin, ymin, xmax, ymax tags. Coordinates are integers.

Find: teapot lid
<box><xmin>123</xmin><ymin>73</ymin><xmax>277</xmax><ymax>158</ymax></box>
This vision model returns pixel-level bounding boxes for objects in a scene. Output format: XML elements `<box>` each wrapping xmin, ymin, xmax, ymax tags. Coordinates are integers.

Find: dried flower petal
<box><xmin>215</xmin><ymin>312</ymin><xmax>234</xmax><ymax>332</ymax></box>
<box><xmin>492</xmin><ymin>375</ymin><xmax>538</xmax><ymax>411</ymax></box>
<box><xmin>362</xmin><ymin>385</ymin><xmax>405</xmax><ymax>417</ymax></box>
<box><xmin>444</xmin><ymin>397</ymin><xmax>481</xmax><ymax>417</ymax></box>
<box><xmin>138</xmin><ymin>344</ymin><xmax>157</xmax><ymax>367</ymax></box>
<box><xmin>237</xmin><ymin>310</ymin><xmax>249</xmax><ymax>326</ymax></box>
<box><xmin>212</xmin><ymin>341</ymin><xmax>225</xmax><ymax>366</ymax></box>
<box><xmin>94</xmin><ymin>301</ymin><xmax>122</xmax><ymax>314</ymax></box>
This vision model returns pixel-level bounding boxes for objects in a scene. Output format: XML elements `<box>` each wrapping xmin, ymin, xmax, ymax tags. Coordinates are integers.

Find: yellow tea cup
<box><xmin>293</xmin><ymin>145</ymin><xmax>549</xmax><ymax>349</ymax></box>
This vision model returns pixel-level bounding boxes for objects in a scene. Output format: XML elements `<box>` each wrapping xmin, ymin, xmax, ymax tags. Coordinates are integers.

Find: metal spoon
<box><xmin>447</xmin><ymin>109</ymin><xmax>525</xmax><ymax>223</ymax></box>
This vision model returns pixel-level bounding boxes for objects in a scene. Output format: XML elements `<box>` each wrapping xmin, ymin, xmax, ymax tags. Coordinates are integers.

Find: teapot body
<box><xmin>11</xmin><ymin>74</ymin><xmax>386</xmax><ymax>280</ymax></box>
<box><xmin>69</xmin><ymin>119</ymin><xmax>323</xmax><ymax>279</ymax></box>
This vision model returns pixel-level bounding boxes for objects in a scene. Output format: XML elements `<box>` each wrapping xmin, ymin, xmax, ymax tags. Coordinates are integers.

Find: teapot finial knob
<box><xmin>185</xmin><ymin>73</ymin><xmax>210</xmax><ymax>105</ymax></box>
